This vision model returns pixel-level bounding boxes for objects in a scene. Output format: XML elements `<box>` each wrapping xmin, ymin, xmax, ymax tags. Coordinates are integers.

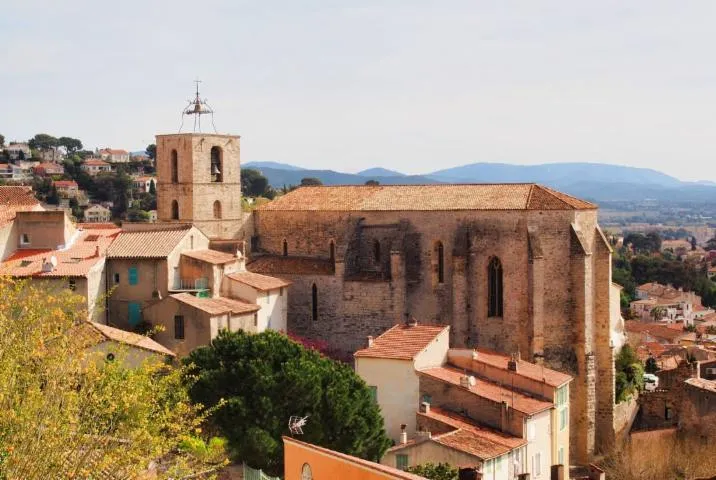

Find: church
<box><xmin>153</xmin><ymin>129</ymin><xmax>626</xmax><ymax>463</ymax></box>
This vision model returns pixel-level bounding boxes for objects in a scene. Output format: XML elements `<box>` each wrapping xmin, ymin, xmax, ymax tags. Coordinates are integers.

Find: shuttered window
<box><xmin>128</xmin><ymin>266</ymin><xmax>138</xmax><ymax>285</ymax></box>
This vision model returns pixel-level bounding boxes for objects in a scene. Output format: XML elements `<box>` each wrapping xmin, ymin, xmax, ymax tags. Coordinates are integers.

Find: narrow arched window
<box><xmin>437</xmin><ymin>241</ymin><xmax>445</xmax><ymax>284</ymax></box>
<box><xmin>210</xmin><ymin>146</ymin><xmax>222</xmax><ymax>182</ymax></box>
<box><xmin>213</xmin><ymin>200</ymin><xmax>222</xmax><ymax>219</ymax></box>
<box><xmin>171</xmin><ymin>149</ymin><xmax>178</xmax><ymax>183</ymax></box>
<box><xmin>171</xmin><ymin>200</ymin><xmax>179</xmax><ymax>220</ymax></box>
<box><xmin>312</xmin><ymin>283</ymin><xmax>318</xmax><ymax>321</ymax></box>
<box><xmin>283</xmin><ymin>239</ymin><xmax>288</xmax><ymax>257</ymax></box>
<box><xmin>488</xmin><ymin>257</ymin><xmax>503</xmax><ymax>317</ymax></box>
<box><xmin>373</xmin><ymin>240</ymin><xmax>381</xmax><ymax>263</ymax></box>
<box><xmin>329</xmin><ymin>240</ymin><xmax>335</xmax><ymax>263</ymax></box>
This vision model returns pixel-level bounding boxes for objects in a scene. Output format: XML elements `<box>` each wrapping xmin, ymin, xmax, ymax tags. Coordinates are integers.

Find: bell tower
<box><xmin>156</xmin><ymin>82</ymin><xmax>243</xmax><ymax>239</ymax></box>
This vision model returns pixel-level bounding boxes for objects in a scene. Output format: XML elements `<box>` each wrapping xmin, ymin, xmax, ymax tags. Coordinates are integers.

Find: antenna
<box><xmin>178</xmin><ymin>79</ymin><xmax>218</xmax><ymax>133</ymax></box>
<box><xmin>288</xmin><ymin>415</ymin><xmax>309</xmax><ymax>436</ymax></box>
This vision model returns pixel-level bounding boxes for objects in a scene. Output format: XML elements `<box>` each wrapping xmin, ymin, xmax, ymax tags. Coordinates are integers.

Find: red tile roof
<box><xmin>83</xmin><ymin>322</ymin><xmax>175</xmax><ymax>356</ymax></box>
<box><xmin>0</xmin><ymin>186</ymin><xmax>42</xmax><ymax>227</ymax></box>
<box><xmin>354</xmin><ymin>323</ymin><xmax>448</xmax><ymax>360</ymax></box>
<box><xmin>182</xmin><ymin>249</ymin><xmax>238</xmax><ymax>265</ymax></box>
<box><xmin>419</xmin><ymin>366</ymin><xmax>553</xmax><ymax>415</ymax></box>
<box><xmin>247</xmin><ymin>255</ymin><xmax>335</xmax><ymax>275</ymax></box>
<box><xmin>258</xmin><ymin>184</ymin><xmax>596</xmax><ymax>212</ymax></box>
<box><xmin>171</xmin><ymin>293</ymin><xmax>260</xmax><ymax>316</ymax></box>
<box><xmin>100</xmin><ymin>149</ymin><xmax>129</xmax><ymax>155</ymax></box>
<box><xmin>83</xmin><ymin>159</ymin><xmax>110</xmax><ymax>166</ymax></box>
<box><xmin>625</xmin><ymin>321</ymin><xmax>688</xmax><ymax>342</ymax></box>
<box><xmin>54</xmin><ymin>180</ymin><xmax>78</xmax><ymax>188</ymax></box>
<box><xmin>106</xmin><ymin>225</ymin><xmax>192</xmax><ymax>259</ymax></box>
<box><xmin>227</xmin><ymin>271</ymin><xmax>292</xmax><ymax>291</ymax></box>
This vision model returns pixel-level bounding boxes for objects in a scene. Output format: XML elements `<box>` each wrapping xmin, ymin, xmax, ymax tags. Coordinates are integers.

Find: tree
<box><xmin>645</xmin><ymin>356</ymin><xmax>658</xmax><ymax>374</ymax></box>
<box><xmin>0</xmin><ymin>277</ymin><xmax>216</xmax><ymax>479</ymax></box>
<box><xmin>240</xmin><ymin>168</ymin><xmax>269</xmax><ymax>197</ymax></box>
<box><xmin>58</xmin><ymin>136</ymin><xmax>83</xmax><ymax>154</ymax></box>
<box><xmin>146</xmin><ymin>144</ymin><xmax>157</xmax><ymax>160</ymax></box>
<box><xmin>300</xmin><ymin>177</ymin><xmax>323</xmax><ymax>186</ymax></box>
<box><xmin>691</xmin><ymin>236</ymin><xmax>697</xmax><ymax>251</ymax></box>
<box><xmin>28</xmin><ymin>133</ymin><xmax>59</xmax><ymax>151</ymax></box>
<box><xmin>46</xmin><ymin>185</ymin><xmax>59</xmax><ymax>205</ymax></box>
<box><xmin>406</xmin><ymin>462</ymin><xmax>459</xmax><ymax>480</ymax></box>
<box><xmin>615</xmin><ymin>345</ymin><xmax>644</xmax><ymax>403</ymax></box>
<box><xmin>650</xmin><ymin>306</ymin><xmax>667</xmax><ymax>322</ymax></box>
<box><xmin>184</xmin><ymin>330</ymin><xmax>391</xmax><ymax>476</ymax></box>
<box><xmin>707</xmin><ymin>236</ymin><xmax>716</xmax><ymax>252</ymax></box>
<box><xmin>127</xmin><ymin>208</ymin><xmax>151</xmax><ymax>222</ymax></box>
<box><xmin>365</xmin><ymin>179</ymin><xmax>380</xmax><ymax>186</ymax></box>
<box><xmin>0</xmin><ymin>133</ymin><xmax>4</xmax><ymax>148</ymax></box>
<box><xmin>149</xmin><ymin>178</ymin><xmax>156</xmax><ymax>195</ymax></box>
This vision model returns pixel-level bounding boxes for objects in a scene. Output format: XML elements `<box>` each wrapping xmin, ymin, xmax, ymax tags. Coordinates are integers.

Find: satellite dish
<box><xmin>288</xmin><ymin>415</ymin><xmax>309</xmax><ymax>435</ymax></box>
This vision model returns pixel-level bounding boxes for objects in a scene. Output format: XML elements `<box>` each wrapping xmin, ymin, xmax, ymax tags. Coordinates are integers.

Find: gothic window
<box><xmin>488</xmin><ymin>256</ymin><xmax>503</xmax><ymax>317</ymax></box>
<box><xmin>283</xmin><ymin>239</ymin><xmax>288</xmax><ymax>256</ymax></box>
<box><xmin>329</xmin><ymin>240</ymin><xmax>335</xmax><ymax>263</ymax></box>
<box><xmin>373</xmin><ymin>240</ymin><xmax>381</xmax><ymax>263</ymax></box>
<box><xmin>213</xmin><ymin>200</ymin><xmax>222</xmax><ymax>219</ymax></box>
<box><xmin>171</xmin><ymin>200</ymin><xmax>179</xmax><ymax>220</ymax></box>
<box><xmin>210</xmin><ymin>146</ymin><xmax>223</xmax><ymax>182</ymax></box>
<box><xmin>435</xmin><ymin>241</ymin><xmax>445</xmax><ymax>284</ymax></box>
<box><xmin>311</xmin><ymin>284</ymin><xmax>318</xmax><ymax>321</ymax></box>
<box><xmin>171</xmin><ymin>149</ymin><xmax>178</xmax><ymax>183</ymax></box>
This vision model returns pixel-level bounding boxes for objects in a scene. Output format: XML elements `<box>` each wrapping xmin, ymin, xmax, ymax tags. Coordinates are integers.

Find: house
<box><xmin>0</xmin><ymin>211</ymin><xmax>120</xmax><ymax>322</ymax></box>
<box><xmin>631</xmin><ymin>282</ymin><xmax>704</xmax><ymax>325</ymax></box>
<box><xmin>681</xmin><ymin>378</ymin><xmax>716</xmax><ymax>434</ymax></box>
<box><xmin>355</xmin><ymin>322</ymin><xmax>572</xmax><ymax>479</ymax></box>
<box><xmin>0</xmin><ymin>186</ymin><xmax>44</xmax><ymax>260</ymax></box>
<box><xmin>130</xmin><ymin>152</ymin><xmax>150</xmax><ymax>162</ymax></box>
<box><xmin>54</xmin><ymin>180</ymin><xmax>79</xmax><ymax>198</ymax></box>
<box><xmin>698</xmin><ymin>359</ymin><xmax>716</xmax><ymax>380</ymax></box>
<box><xmin>78</xmin><ymin>321</ymin><xmax>175</xmax><ymax>367</ymax></box>
<box><xmin>148</xmin><ymin>210</ymin><xmax>157</xmax><ymax>222</ymax></box>
<box><xmin>283</xmin><ymin>437</ymin><xmax>428</xmax><ymax>480</ymax></box>
<box><xmin>4</xmin><ymin>143</ymin><xmax>31</xmax><ymax>161</ymax></box>
<box><xmin>98</xmin><ymin>148</ymin><xmax>130</xmax><ymax>163</ymax></box>
<box><xmin>81</xmin><ymin>158</ymin><xmax>112</xmax><ymax>176</ymax></box>
<box><xmin>37</xmin><ymin>147</ymin><xmax>64</xmax><ymax>162</ymax></box>
<box><xmin>84</xmin><ymin>204</ymin><xmax>112</xmax><ymax>223</ymax></box>
<box><xmin>132</xmin><ymin>176</ymin><xmax>156</xmax><ymax>193</ymax></box>
<box><xmin>625</xmin><ymin>320</ymin><xmax>695</xmax><ymax>345</ymax></box>
<box><xmin>0</xmin><ymin>163</ymin><xmax>29</xmax><ymax>181</ymax></box>
<box><xmin>33</xmin><ymin>162</ymin><xmax>65</xmax><ymax>177</ymax></box>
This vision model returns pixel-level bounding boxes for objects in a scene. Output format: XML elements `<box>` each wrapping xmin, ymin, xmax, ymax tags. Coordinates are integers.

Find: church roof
<box><xmin>258</xmin><ymin>184</ymin><xmax>596</xmax><ymax>212</ymax></box>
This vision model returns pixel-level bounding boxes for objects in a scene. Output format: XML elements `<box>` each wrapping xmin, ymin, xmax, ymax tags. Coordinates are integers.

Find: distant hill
<box><xmin>244</xmin><ymin>167</ymin><xmax>437</xmax><ymax>188</ymax></box>
<box><xmin>357</xmin><ymin>167</ymin><xmax>405</xmax><ymax>177</ymax></box>
<box><xmin>244</xmin><ymin>161</ymin><xmax>305</xmax><ymax>171</ymax></box>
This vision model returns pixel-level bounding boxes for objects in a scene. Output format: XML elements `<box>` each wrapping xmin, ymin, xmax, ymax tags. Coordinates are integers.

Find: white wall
<box><xmin>222</xmin><ymin>278</ymin><xmax>288</xmax><ymax>333</ymax></box>
<box><xmin>413</xmin><ymin>327</ymin><xmax>450</xmax><ymax>370</ymax></box>
<box><xmin>480</xmin><ymin>452</ymin><xmax>511</xmax><ymax>480</ymax></box>
<box><xmin>525</xmin><ymin>410</ymin><xmax>552</xmax><ymax>480</ymax></box>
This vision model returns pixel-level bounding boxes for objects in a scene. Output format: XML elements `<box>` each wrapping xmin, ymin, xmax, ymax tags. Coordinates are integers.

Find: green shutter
<box><xmin>128</xmin><ymin>266</ymin><xmax>138</xmax><ymax>285</ymax></box>
<box><xmin>396</xmin><ymin>454</ymin><xmax>408</xmax><ymax>470</ymax></box>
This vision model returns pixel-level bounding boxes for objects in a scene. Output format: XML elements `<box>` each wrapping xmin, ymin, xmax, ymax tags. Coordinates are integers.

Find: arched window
<box><xmin>170</xmin><ymin>149</ymin><xmax>178</xmax><ymax>183</ymax></box>
<box><xmin>329</xmin><ymin>240</ymin><xmax>335</xmax><ymax>263</ymax></box>
<box><xmin>311</xmin><ymin>284</ymin><xmax>318</xmax><ymax>321</ymax></box>
<box><xmin>488</xmin><ymin>257</ymin><xmax>503</xmax><ymax>317</ymax></box>
<box><xmin>213</xmin><ymin>200</ymin><xmax>222</xmax><ymax>219</ymax></box>
<box><xmin>171</xmin><ymin>200</ymin><xmax>179</xmax><ymax>220</ymax></box>
<box><xmin>210</xmin><ymin>146</ymin><xmax>222</xmax><ymax>182</ymax></box>
<box><xmin>436</xmin><ymin>241</ymin><xmax>445</xmax><ymax>284</ymax></box>
<box><xmin>283</xmin><ymin>239</ymin><xmax>288</xmax><ymax>256</ymax></box>
<box><xmin>373</xmin><ymin>240</ymin><xmax>381</xmax><ymax>263</ymax></box>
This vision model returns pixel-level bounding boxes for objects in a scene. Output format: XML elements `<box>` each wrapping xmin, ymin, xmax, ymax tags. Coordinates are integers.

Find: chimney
<box><xmin>400</xmin><ymin>424</ymin><xmax>407</xmax><ymax>444</ymax></box>
<box><xmin>367</xmin><ymin>336</ymin><xmax>374</xmax><ymax>347</ymax></box>
<box><xmin>472</xmin><ymin>350</ymin><xmax>479</xmax><ymax>360</ymax></box>
<box><xmin>460</xmin><ymin>375</ymin><xmax>476</xmax><ymax>389</ymax></box>
<box><xmin>407</xmin><ymin>317</ymin><xmax>418</xmax><ymax>327</ymax></box>
<box><xmin>420</xmin><ymin>401</ymin><xmax>430</xmax><ymax>415</ymax></box>
<box><xmin>95</xmin><ymin>245</ymin><xmax>101</xmax><ymax>258</ymax></box>
<box><xmin>236</xmin><ymin>249</ymin><xmax>247</xmax><ymax>272</ymax></box>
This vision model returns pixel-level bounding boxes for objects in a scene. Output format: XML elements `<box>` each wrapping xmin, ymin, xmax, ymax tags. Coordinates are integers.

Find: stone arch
<box><xmin>210</xmin><ymin>146</ymin><xmax>223</xmax><ymax>182</ymax></box>
<box><xmin>488</xmin><ymin>256</ymin><xmax>503</xmax><ymax>317</ymax></box>
<box><xmin>171</xmin><ymin>200</ymin><xmax>179</xmax><ymax>220</ymax></box>
<box><xmin>213</xmin><ymin>200</ymin><xmax>222</xmax><ymax>219</ymax></box>
<box><xmin>171</xmin><ymin>149</ymin><xmax>178</xmax><ymax>183</ymax></box>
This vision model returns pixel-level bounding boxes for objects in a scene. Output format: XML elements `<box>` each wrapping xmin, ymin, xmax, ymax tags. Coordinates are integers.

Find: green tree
<box><xmin>149</xmin><ymin>178</ymin><xmax>156</xmax><ymax>195</ymax></box>
<box><xmin>46</xmin><ymin>185</ymin><xmax>59</xmax><ymax>205</ymax></box>
<box><xmin>650</xmin><ymin>306</ymin><xmax>667</xmax><ymax>322</ymax></box>
<box><xmin>184</xmin><ymin>330</ymin><xmax>391</xmax><ymax>476</ymax></box>
<box><xmin>241</xmin><ymin>168</ymin><xmax>269</xmax><ymax>197</ymax></box>
<box><xmin>406</xmin><ymin>462</ymin><xmax>459</xmax><ymax>480</ymax></box>
<box><xmin>28</xmin><ymin>133</ymin><xmax>59</xmax><ymax>151</ymax></box>
<box><xmin>691</xmin><ymin>236</ymin><xmax>697</xmax><ymax>251</ymax></box>
<box><xmin>58</xmin><ymin>136</ymin><xmax>83</xmax><ymax>153</ymax></box>
<box><xmin>0</xmin><ymin>133</ymin><xmax>4</xmax><ymax>148</ymax></box>
<box><xmin>615</xmin><ymin>345</ymin><xmax>644</xmax><ymax>403</ymax></box>
<box><xmin>645</xmin><ymin>356</ymin><xmax>658</xmax><ymax>374</ymax></box>
<box><xmin>127</xmin><ymin>208</ymin><xmax>150</xmax><ymax>222</ymax></box>
<box><xmin>300</xmin><ymin>177</ymin><xmax>323</xmax><ymax>186</ymax></box>
<box><xmin>146</xmin><ymin>144</ymin><xmax>157</xmax><ymax>160</ymax></box>
<box><xmin>365</xmin><ymin>179</ymin><xmax>380</xmax><ymax>186</ymax></box>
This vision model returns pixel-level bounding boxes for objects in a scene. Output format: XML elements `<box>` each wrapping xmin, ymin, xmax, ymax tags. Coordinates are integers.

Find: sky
<box><xmin>2</xmin><ymin>1</ymin><xmax>716</xmax><ymax>180</ymax></box>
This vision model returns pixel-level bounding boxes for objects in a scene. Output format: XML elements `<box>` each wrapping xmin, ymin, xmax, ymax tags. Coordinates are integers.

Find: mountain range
<box><xmin>243</xmin><ymin>161</ymin><xmax>716</xmax><ymax>203</ymax></box>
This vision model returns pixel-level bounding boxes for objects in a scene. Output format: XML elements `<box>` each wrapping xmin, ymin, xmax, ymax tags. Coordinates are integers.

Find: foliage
<box><xmin>241</xmin><ymin>168</ymin><xmax>270</xmax><ymax>197</ymax></box>
<box><xmin>706</xmin><ymin>325</ymin><xmax>716</xmax><ymax>335</ymax></box>
<box><xmin>149</xmin><ymin>178</ymin><xmax>156</xmax><ymax>195</ymax></box>
<box><xmin>0</xmin><ymin>134</ymin><xmax>4</xmax><ymax>148</ymax></box>
<box><xmin>406</xmin><ymin>462</ymin><xmax>459</xmax><ymax>480</ymax></box>
<box><xmin>127</xmin><ymin>208</ymin><xmax>151</xmax><ymax>222</ymax></box>
<box><xmin>365</xmin><ymin>179</ymin><xmax>380</xmax><ymax>186</ymax></box>
<box><xmin>146</xmin><ymin>144</ymin><xmax>157</xmax><ymax>160</ymax></box>
<box><xmin>58</xmin><ymin>136</ymin><xmax>82</xmax><ymax>153</ymax></box>
<box><xmin>615</xmin><ymin>345</ymin><xmax>644</xmax><ymax>403</ymax></box>
<box><xmin>28</xmin><ymin>133</ymin><xmax>59</xmax><ymax>151</ymax></box>
<box><xmin>645</xmin><ymin>356</ymin><xmax>658</xmax><ymax>374</ymax></box>
<box><xmin>184</xmin><ymin>330</ymin><xmax>391</xmax><ymax>476</ymax></box>
<box><xmin>624</xmin><ymin>232</ymin><xmax>662</xmax><ymax>254</ymax></box>
<box><xmin>300</xmin><ymin>177</ymin><xmax>323</xmax><ymax>186</ymax></box>
<box><xmin>650</xmin><ymin>306</ymin><xmax>666</xmax><ymax>322</ymax></box>
<box><xmin>0</xmin><ymin>277</ymin><xmax>215</xmax><ymax>479</ymax></box>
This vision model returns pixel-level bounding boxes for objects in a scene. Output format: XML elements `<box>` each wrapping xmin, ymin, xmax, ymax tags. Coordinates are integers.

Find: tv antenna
<box><xmin>178</xmin><ymin>78</ymin><xmax>217</xmax><ymax>133</ymax></box>
<box><xmin>288</xmin><ymin>415</ymin><xmax>309</xmax><ymax>435</ymax></box>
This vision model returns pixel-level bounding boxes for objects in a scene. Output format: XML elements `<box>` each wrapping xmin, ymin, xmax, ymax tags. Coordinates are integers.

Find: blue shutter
<box><xmin>128</xmin><ymin>302</ymin><xmax>141</xmax><ymax>326</ymax></box>
<box><xmin>128</xmin><ymin>266</ymin><xmax>138</xmax><ymax>285</ymax></box>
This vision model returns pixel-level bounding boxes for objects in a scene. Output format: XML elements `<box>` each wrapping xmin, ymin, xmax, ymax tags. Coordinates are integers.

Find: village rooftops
<box><xmin>182</xmin><ymin>249</ymin><xmax>237</xmax><ymax>265</ymax></box>
<box><xmin>625</xmin><ymin>320</ymin><xmax>691</xmax><ymax>342</ymax></box>
<box><xmin>106</xmin><ymin>224</ymin><xmax>193</xmax><ymax>259</ymax></box>
<box><xmin>171</xmin><ymin>292</ymin><xmax>260</xmax><ymax>316</ymax></box>
<box><xmin>227</xmin><ymin>271</ymin><xmax>292</xmax><ymax>291</ymax></box>
<box><xmin>81</xmin><ymin>321</ymin><xmax>175</xmax><ymax>357</ymax></box>
<box><xmin>247</xmin><ymin>255</ymin><xmax>335</xmax><ymax>275</ymax></box>
<box><xmin>54</xmin><ymin>180</ymin><xmax>78</xmax><ymax>188</ymax></box>
<box><xmin>354</xmin><ymin>323</ymin><xmax>448</xmax><ymax>361</ymax></box>
<box><xmin>684</xmin><ymin>377</ymin><xmax>716</xmax><ymax>394</ymax></box>
<box><xmin>257</xmin><ymin>184</ymin><xmax>596</xmax><ymax>212</ymax></box>
<box><xmin>83</xmin><ymin>158</ymin><xmax>110</xmax><ymax>166</ymax></box>
<box><xmin>0</xmin><ymin>186</ymin><xmax>42</xmax><ymax>227</ymax></box>
<box><xmin>419</xmin><ymin>365</ymin><xmax>554</xmax><ymax>415</ymax></box>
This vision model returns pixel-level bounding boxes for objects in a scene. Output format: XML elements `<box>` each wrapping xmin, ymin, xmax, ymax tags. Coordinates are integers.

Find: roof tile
<box><xmin>107</xmin><ymin>226</ymin><xmax>192</xmax><ymax>259</ymax></box>
<box><xmin>247</xmin><ymin>255</ymin><xmax>335</xmax><ymax>275</ymax></box>
<box><xmin>182</xmin><ymin>249</ymin><xmax>238</xmax><ymax>265</ymax></box>
<box><xmin>172</xmin><ymin>293</ymin><xmax>260</xmax><ymax>316</ymax></box>
<box><xmin>354</xmin><ymin>323</ymin><xmax>448</xmax><ymax>360</ymax></box>
<box><xmin>227</xmin><ymin>271</ymin><xmax>292</xmax><ymax>291</ymax></box>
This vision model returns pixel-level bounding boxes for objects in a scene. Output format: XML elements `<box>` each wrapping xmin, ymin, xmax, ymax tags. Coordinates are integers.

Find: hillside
<box><xmin>245</xmin><ymin>167</ymin><xmax>437</xmax><ymax>188</ymax></box>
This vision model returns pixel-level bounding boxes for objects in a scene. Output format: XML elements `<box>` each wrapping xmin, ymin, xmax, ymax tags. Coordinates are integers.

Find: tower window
<box><xmin>312</xmin><ymin>283</ymin><xmax>318</xmax><ymax>321</ymax></box>
<box><xmin>171</xmin><ymin>149</ymin><xmax>178</xmax><ymax>183</ymax></box>
<box><xmin>329</xmin><ymin>240</ymin><xmax>335</xmax><ymax>263</ymax></box>
<box><xmin>213</xmin><ymin>200</ymin><xmax>222</xmax><ymax>219</ymax></box>
<box><xmin>435</xmin><ymin>241</ymin><xmax>445</xmax><ymax>284</ymax></box>
<box><xmin>210</xmin><ymin>146</ymin><xmax>223</xmax><ymax>182</ymax></box>
<box><xmin>373</xmin><ymin>240</ymin><xmax>381</xmax><ymax>263</ymax></box>
<box><xmin>488</xmin><ymin>256</ymin><xmax>503</xmax><ymax>317</ymax></box>
<box><xmin>283</xmin><ymin>239</ymin><xmax>288</xmax><ymax>257</ymax></box>
<box><xmin>171</xmin><ymin>200</ymin><xmax>179</xmax><ymax>220</ymax></box>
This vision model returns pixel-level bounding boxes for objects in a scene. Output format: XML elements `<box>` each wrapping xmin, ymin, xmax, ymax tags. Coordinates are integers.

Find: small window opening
<box><xmin>171</xmin><ymin>200</ymin><xmax>179</xmax><ymax>220</ymax></box>
<box><xmin>213</xmin><ymin>200</ymin><xmax>222</xmax><ymax>219</ymax></box>
<box><xmin>210</xmin><ymin>146</ymin><xmax>223</xmax><ymax>182</ymax></box>
<box><xmin>171</xmin><ymin>149</ymin><xmax>178</xmax><ymax>183</ymax></box>
<box><xmin>373</xmin><ymin>240</ymin><xmax>381</xmax><ymax>263</ymax></box>
<box><xmin>174</xmin><ymin>315</ymin><xmax>185</xmax><ymax>340</ymax></box>
<box><xmin>488</xmin><ymin>256</ymin><xmax>504</xmax><ymax>317</ymax></box>
<box><xmin>311</xmin><ymin>283</ymin><xmax>318</xmax><ymax>321</ymax></box>
<box><xmin>283</xmin><ymin>239</ymin><xmax>288</xmax><ymax>257</ymax></box>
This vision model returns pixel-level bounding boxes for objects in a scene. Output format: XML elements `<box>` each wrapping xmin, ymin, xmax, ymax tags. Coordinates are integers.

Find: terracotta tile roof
<box><xmin>83</xmin><ymin>322</ymin><xmax>175</xmax><ymax>356</ymax></box>
<box><xmin>106</xmin><ymin>226</ymin><xmax>192</xmax><ymax>259</ymax></box>
<box><xmin>450</xmin><ymin>348</ymin><xmax>572</xmax><ymax>388</ymax></box>
<box><xmin>172</xmin><ymin>293</ymin><xmax>260</xmax><ymax>316</ymax></box>
<box><xmin>625</xmin><ymin>321</ymin><xmax>687</xmax><ymax>342</ymax></box>
<box><xmin>258</xmin><ymin>184</ymin><xmax>596</xmax><ymax>212</ymax></box>
<box><xmin>101</xmin><ymin>148</ymin><xmax>129</xmax><ymax>155</ymax></box>
<box><xmin>227</xmin><ymin>271</ymin><xmax>292</xmax><ymax>291</ymax></box>
<box><xmin>282</xmin><ymin>437</ymin><xmax>427</xmax><ymax>480</ymax></box>
<box><xmin>354</xmin><ymin>323</ymin><xmax>448</xmax><ymax>360</ymax></box>
<box><xmin>0</xmin><ymin>186</ymin><xmax>43</xmax><ymax>227</ymax></box>
<box><xmin>182</xmin><ymin>249</ymin><xmax>238</xmax><ymax>265</ymax></box>
<box><xmin>0</xmin><ymin>227</ymin><xmax>120</xmax><ymax>277</ymax></box>
<box><xmin>83</xmin><ymin>159</ymin><xmax>110</xmax><ymax>166</ymax></box>
<box><xmin>54</xmin><ymin>180</ymin><xmax>78</xmax><ymax>188</ymax></box>
<box><xmin>247</xmin><ymin>255</ymin><xmax>335</xmax><ymax>275</ymax></box>
<box><xmin>419</xmin><ymin>366</ymin><xmax>553</xmax><ymax>415</ymax></box>
<box><xmin>685</xmin><ymin>377</ymin><xmax>716</xmax><ymax>393</ymax></box>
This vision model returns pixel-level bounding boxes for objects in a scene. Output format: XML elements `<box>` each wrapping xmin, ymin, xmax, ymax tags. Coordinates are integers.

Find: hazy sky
<box><xmin>3</xmin><ymin>1</ymin><xmax>716</xmax><ymax>180</ymax></box>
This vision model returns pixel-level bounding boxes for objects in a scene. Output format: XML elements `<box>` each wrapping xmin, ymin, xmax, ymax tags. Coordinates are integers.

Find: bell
<box><xmin>211</xmin><ymin>164</ymin><xmax>221</xmax><ymax>175</ymax></box>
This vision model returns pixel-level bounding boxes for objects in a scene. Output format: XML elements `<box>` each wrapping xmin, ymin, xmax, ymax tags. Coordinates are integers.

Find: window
<box><xmin>373</xmin><ymin>240</ymin><xmax>381</xmax><ymax>263</ymax></box>
<box><xmin>301</xmin><ymin>463</ymin><xmax>313</xmax><ymax>480</ymax></box>
<box><xmin>311</xmin><ymin>283</ymin><xmax>318</xmax><ymax>321</ymax></box>
<box><xmin>171</xmin><ymin>149</ymin><xmax>178</xmax><ymax>183</ymax></box>
<box><xmin>488</xmin><ymin>257</ymin><xmax>503</xmax><ymax>317</ymax></box>
<box><xmin>68</xmin><ymin>279</ymin><xmax>76</xmax><ymax>291</ymax></box>
<box><xmin>368</xmin><ymin>386</ymin><xmax>377</xmax><ymax>402</ymax></box>
<box><xmin>560</xmin><ymin>408</ymin><xmax>568</xmax><ymax>431</ymax></box>
<box><xmin>174</xmin><ymin>315</ymin><xmax>185</xmax><ymax>340</ymax></box>
<box><xmin>485</xmin><ymin>459</ymin><xmax>493</xmax><ymax>476</ymax></box>
<box><xmin>495</xmin><ymin>455</ymin><xmax>503</xmax><ymax>472</ymax></box>
<box><xmin>436</xmin><ymin>241</ymin><xmax>444</xmax><ymax>284</ymax></box>
<box><xmin>558</xmin><ymin>446</ymin><xmax>564</xmax><ymax>466</ymax></box>
<box><xmin>396</xmin><ymin>454</ymin><xmax>408</xmax><ymax>471</ymax></box>
<box><xmin>210</xmin><ymin>146</ymin><xmax>222</xmax><ymax>182</ymax></box>
<box><xmin>329</xmin><ymin>240</ymin><xmax>335</xmax><ymax>263</ymax></box>
<box><xmin>528</xmin><ymin>423</ymin><xmax>536</xmax><ymax>441</ymax></box>
<box><xmin>128</xmin><ymin>266</ymin><xmax>138</xmax><ymax>285</ymax></box>
<box><xmin>113</xmin><ymin>273</ymin><xmax>120</xmax><ymax>284</ymax></box>
<box><xmin>171</xmin><ymin>200</ymin><xmax>179</xmax><ymax>220</ymax></box>
<box><xmin>128</xmin><ymin>302</ymin><xmax>141</xmax><ymax>326</ymax></box>
<box><xmin>20</xmin><ymin>233</ymin><xmax>30</xmax><ymax>245</ymax></box>
<box><xmin>213</xmin><ymin>200</ymin><xmax>222</xmax><ymax>219</ymax></box>
<box><xmin>665</xmin><ymin>405</ymin><xmax>672</xmax><ymax>420</ymax></box>
<box><xmin>532</xmin><ymin>452</ymin><xmax>541</xmax><ymax>476</ymax></box>
<box><xmin>283</xmin><ymin>239</ymin><xmax>288</xmax><ymax>257</ymax></box>
<box><xmin>422</xmin><ymin>393</ymin><xmax>432</xmax><ymax>404</ymax></box>
<box><xmin>253</xmin><ymin>313</ymin><xmax>258</xmax><ymax>327</ymax></box>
